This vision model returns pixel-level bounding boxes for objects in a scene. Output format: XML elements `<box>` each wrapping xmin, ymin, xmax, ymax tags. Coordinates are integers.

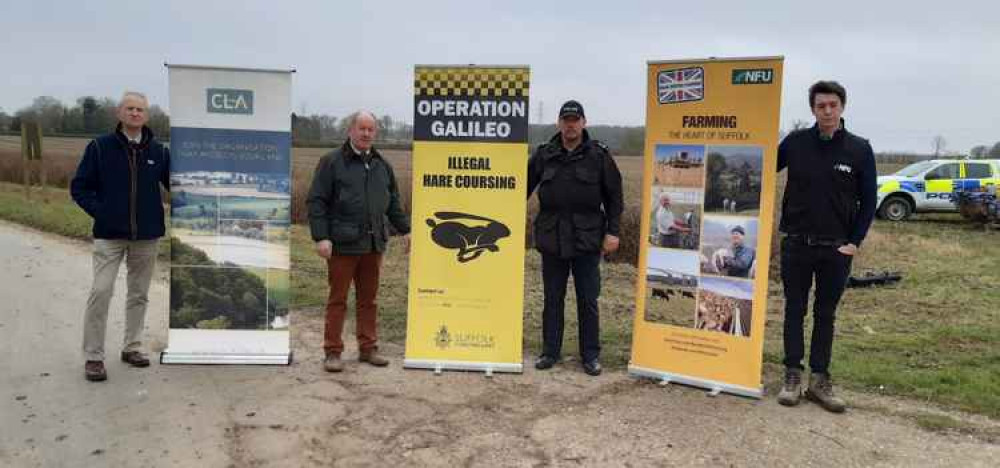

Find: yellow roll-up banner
<box><xmin>404</xmin><ymin>65</ymin><xmax>530</xmax><ymax>374</ymax></box>
<box><xmin>629</xmin><ymin>57</ymin><xmax>784</xmax><ymax>397</ymax></box>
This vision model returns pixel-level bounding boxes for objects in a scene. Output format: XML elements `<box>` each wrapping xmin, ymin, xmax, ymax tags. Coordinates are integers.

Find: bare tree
<box><xmin>932</xmin><ymin>135</ymin><xmax>947</xmax><ymax>157</ymax></box>
<box><xmin>970</xmin><ymin>145</ymin><xmax>989</xmax><ymax>159</ymax></box>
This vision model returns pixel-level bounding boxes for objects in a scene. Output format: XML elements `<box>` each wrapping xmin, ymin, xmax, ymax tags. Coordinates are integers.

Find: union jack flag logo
<box><xmin>658</xmin><ymin>67</ymin><xmax>704</xmax><ymax>104</ymax></box>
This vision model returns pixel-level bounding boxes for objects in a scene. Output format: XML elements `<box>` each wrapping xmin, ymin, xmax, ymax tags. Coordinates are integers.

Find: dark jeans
<box><xmin>780</xmin><ymin>237</ymin><xmax>853</xmax><ymax>376</ymax></box>
<box><xmin>541</xmin><ymin>253</ymin><xmax>602</xmax><ymax>363</ymax></box>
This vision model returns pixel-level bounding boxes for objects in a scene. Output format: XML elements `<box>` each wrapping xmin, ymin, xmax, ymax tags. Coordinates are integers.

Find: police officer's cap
<box><xmin>559</xmin><ymin>100</ymin><xmax>585</xmax><ymax>119</ymax></box>
<box><xmin>731</xmin><ymin>225</ymin><xmax>745</xmax><ymax>235</ymax></box>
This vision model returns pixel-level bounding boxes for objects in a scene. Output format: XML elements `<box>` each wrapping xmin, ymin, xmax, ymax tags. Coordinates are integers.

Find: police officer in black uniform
<box><xmin>776</xmin><ymin>81</ymin><xmax>877</xmax><ymax>413</ymax></box>
<box><xmin>527</xmin><ymin>100</ymin><xmax>624</xmax><ymax>376</ymax></box>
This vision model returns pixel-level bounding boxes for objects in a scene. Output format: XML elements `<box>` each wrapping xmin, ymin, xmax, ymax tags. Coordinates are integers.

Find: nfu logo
<box><xmin>206</xmin><ymin>88</ymin><xmax>254</xmax><ymax>114</ymax></box>
<box><xmin>732</xmin><ymin>69</ymin><xmax>774</xmax><ymax>85</ymax></box>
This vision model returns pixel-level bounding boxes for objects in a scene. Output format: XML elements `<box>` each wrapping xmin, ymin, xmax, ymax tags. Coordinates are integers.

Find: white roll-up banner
<box><xmin>162</xmin><ymin>64</ymin><xmax>294</xmax><ymax>365</ymax></box>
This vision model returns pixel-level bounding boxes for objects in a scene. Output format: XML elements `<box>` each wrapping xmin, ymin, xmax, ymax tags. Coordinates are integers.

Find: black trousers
<box><xmin>780</xmin><ymin>237</ymin><xmax>853</xmax><ymax>376</ymax></box>
<box><xmin>541</xmin><ymin>253</ymin><xmax>602</xmax><ymax>362</ymax></box>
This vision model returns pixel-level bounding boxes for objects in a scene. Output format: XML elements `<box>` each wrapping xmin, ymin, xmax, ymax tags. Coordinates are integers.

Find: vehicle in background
<box><xmin>876</xmin><ymin>159</ymin><xmax>1000</xmax><ymax>221</ymax></box>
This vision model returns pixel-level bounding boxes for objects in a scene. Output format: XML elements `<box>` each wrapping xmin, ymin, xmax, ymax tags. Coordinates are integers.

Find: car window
<box><xmin>965</xmin><ymin>163</ymin><xmax>993</xmax><ymax>179</ymax></box>
<box><xmin>895</xmin><ymin>161</ymin><xmax>937</xmax><ymax>177</ymax></box>
<box><xmin>924</xmin><ymin>163</ymin><xmax>960</xmax><ymax>180</ymax></box>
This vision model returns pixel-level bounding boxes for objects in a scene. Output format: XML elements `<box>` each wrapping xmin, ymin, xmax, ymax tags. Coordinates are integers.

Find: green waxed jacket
<box><xmin>306</xmin><ymin>141</ymin><xmax>410</xmax><ymax>255</ymax></box>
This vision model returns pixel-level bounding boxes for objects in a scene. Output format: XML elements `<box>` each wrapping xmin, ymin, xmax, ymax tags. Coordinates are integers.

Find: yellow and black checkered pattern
<box><xmin>415</xmin><ymin>67</ymin><xmax>530</xmax><ymax>97</ymax></box>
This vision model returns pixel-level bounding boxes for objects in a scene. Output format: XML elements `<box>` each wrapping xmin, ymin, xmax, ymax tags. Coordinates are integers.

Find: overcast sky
<box><xmin>2</xmin><ymin>1</ymin><xmax>996</xmax><ymax>153</ymax></box>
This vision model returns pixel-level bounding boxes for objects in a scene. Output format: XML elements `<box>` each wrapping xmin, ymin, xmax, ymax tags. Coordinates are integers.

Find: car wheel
<box><xmin>879</xmin><ymin>196</ymin><xmax>912</xmax><ymax>221</ymax></box>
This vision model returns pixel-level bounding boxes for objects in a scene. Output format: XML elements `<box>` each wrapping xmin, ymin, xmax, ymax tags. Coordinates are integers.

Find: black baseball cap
<box><xmin>731</xmin><ymin>225</ymin><xmax>745</xmax><ymax>235</ymax></box>
<box><xmin>558</xmin><ymin>100</ymin><xmax>585</xmax><ymax>119</ymax></box>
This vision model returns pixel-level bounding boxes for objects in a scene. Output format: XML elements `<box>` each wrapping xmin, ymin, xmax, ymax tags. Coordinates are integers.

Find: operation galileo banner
<box><xmin>629</xmin><ymin>57</ymin><xmax>783</xmax><ymax>397</ymax></box>
<box><xmin>404</xmin><ymin>65</ymin><xmax>530</xmax><ymax>374</ymax></box>
<box><xmin>162</xmin><ymin>64</ymin><xmax>293</xmax><ymax>365</ymax></box>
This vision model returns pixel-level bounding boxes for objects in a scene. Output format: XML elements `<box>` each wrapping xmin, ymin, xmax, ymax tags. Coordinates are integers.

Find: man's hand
<box><xmin>837</xmin><ymin>243</ymin><xmax>858</xmax><ymax>256</ymax></box>
<box><xmin>602</xmin><ymin>234</ymin><xmax>620</xmax><ymax>255</ymax></box>
<box><xmin>403</xmin><ymin>234</ymin><xmax>411</xmax><ymax>254</ymax></box>
<box><xmin>315</xmin><ymin>240</ymin><xmax>333</xmax><ymax>259</ymax></box>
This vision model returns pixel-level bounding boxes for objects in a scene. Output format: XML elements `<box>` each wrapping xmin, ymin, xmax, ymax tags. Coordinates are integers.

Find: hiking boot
<box><xmin>120</xmin><ymin>351</ymin><xmax>150</xmax><ymax>368</ymax></box>
<box><xmin>359</xmin><ymin>350</ymin><xmax>389</xmax><ymax>367</ymax></box>
<box><xmin>582</xmin><ymin>359</ymin><xmax>602</xmax><ymax>376</ymax></box>
<box><xmin>777</xmin><ymin>368</ymin><xmax>802</xmax><ymax>406</ymax></box>
<box><xmin>534</xmin><ymin>355</ymin><xmax>558</xmax><ymax>370</ymax></box>
<box><xmin>323</xmin><ymin>353</ymin><xmax>344</xmax><ymax>373</ymax></box>
<box><xmin>85</xmin><ymin>361</ymin><xmax>107</xmax><ymax>382</ymax></box>
<box><xmin>806</xmin><ymin>373</ymin><xmax>847</xmax><ymax>413</ymax></box>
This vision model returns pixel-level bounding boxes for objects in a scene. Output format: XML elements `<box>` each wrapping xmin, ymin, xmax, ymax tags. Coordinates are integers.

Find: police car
<box><xmin>877</xmin><ymin>159</ymin><xmax>1000</xmax><ymax>221</ymax></box>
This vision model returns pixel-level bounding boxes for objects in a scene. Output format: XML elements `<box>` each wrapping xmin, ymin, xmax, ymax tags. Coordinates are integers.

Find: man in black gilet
<box><xmin>776</xmin><ymin>81</ymin><xmax>877</xmax><ymax>413</ymax></box>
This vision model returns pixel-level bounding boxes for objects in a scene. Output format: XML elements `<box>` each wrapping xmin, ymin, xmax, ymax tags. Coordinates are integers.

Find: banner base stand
<box><xmin>404</xmin><ymin>359</ymin><xmax>522</xmax><ymax>375</ymax></box>
<box><xmin>628</xmin><ymin>365</ymin><xmax>761</xmax><ymax>399</ymax></box>
<box><xmin>160</xmin><ymin>351</ymin><xmax>293</xmax><ymax>366</ymax></box>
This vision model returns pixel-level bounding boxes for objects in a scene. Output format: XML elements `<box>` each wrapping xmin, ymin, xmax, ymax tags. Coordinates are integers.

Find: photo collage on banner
<box><xmin>169</xmin><ymin>135</ymin><xmax>291</xmax><ymax>332</ymax></box>
<box><xmin>645</xmin><ymin>143</ymin><xmax>762</xmax><ymax>338</ymax></box>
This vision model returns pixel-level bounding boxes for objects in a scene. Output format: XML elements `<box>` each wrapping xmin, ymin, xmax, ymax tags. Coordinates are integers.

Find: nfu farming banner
<box><xmin>162</xmin><ymin>64</ymin><xmax>294</xmax><ymax>365</ymax></box>
<box><xmin>404</xmin><ymin>65</ymin><xmax>530</xmax><ymax>374</ymax></box>
<box><xmin>629</xmin><ymin>57</ymin><xmax>783</xmax><ymax>397</ymax></box>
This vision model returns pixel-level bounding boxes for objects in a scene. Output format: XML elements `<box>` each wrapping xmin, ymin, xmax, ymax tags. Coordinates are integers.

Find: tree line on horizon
<box><xmin>2</xmin><ymin>95</ymin><xmax>999</xmax><ymax>159</ymax></box>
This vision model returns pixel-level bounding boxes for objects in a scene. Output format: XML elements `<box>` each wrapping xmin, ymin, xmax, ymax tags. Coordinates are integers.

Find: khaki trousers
<box><xmin>82</xmin><ymin>239</ymin><xmax>158</xmax><ymax>361</ymax></box>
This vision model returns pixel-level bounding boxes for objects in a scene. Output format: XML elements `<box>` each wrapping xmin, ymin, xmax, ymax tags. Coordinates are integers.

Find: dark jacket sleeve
<box><xmin>526</xmin><ymin>146</ymin><xmax>542</xmax><ymax>200</ymax></box>
<box><xmin>777</xmin><ymin>136</ymin><xmax>788</xmax><ymax>172</ymax></box>
<box><xmin>384</xmin><ymin>162</ymin><xmax>411</xmax><ymax>235</ymax></box>
<box><xmin>850</xmin><ymin>141</ymin><xmax>878</xmax><ymax>246</ymax></box>
<box><xmin>161</xmin><ymin>145</ymin><xmax>171</xmax><ymax>192</ymax></box>
<box><xmin>600</xmin><ymin>151</ymin><xmax>624</xmax><ymax>236</ymax></box>
<box><xmin>70</xmin><ymin>139</ymin><xmax>102</xmax><ymax>218</ymax></box>
<box><xmin>306</xmin><ymin>154</ymin><xmax>335</xmax><ymax>242</ymax></box>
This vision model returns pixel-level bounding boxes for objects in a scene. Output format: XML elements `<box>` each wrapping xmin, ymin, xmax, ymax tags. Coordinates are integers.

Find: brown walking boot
<box><xmin>85</xmin><ymin>361</ymin><xmax>107</xmax><ymax>382</ymax></box>
<box><xmin>777</xmin><ymin>367</ymin><xmax>802</xmax><ymax>406</ymax></box>
<box><xmin>323</xmin><ymin>353</ymin><xmax>344</xmax><ymax>373</ymax></box>
<box><xmin>120</xmin><ymin>350</ymin><xmax>150</xmax><ymax>368</ymax></box>
<box><xmin>359</xmin><ymin>350</ymin><xmax>389</xmax><ymax>367</ymax></box>
<box><xmin>806</xmin><ymin>373</ymin><xmax>847</xmax><ymax>413</ymax></box>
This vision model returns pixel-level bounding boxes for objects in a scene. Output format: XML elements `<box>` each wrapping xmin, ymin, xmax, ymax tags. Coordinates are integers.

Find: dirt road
<box><xmin>1</xmin><ymin>220</ymin><xmax>997</xmax><ymax>467</ymax></box>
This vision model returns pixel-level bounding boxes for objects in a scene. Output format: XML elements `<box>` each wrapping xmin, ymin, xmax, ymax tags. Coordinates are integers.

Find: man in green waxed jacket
<box><xmin>307</xmin><ymin>110</ymin><xmax>410</xmax><ymax>373</ymax></box>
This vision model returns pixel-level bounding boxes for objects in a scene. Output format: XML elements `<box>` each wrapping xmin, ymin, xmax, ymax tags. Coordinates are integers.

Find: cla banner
<box><xmin>162</xmin><ymin>64</ymin><xmax>294</xmax><ymax>365</ymax></box>
<box><xmin>629</xmin><ymin>57</ymin><xmax>783</xmax><ymax>397</ymax></box>
<box><xmin>404</xmin><ymin>65</ymin><xmax>530</xmax><ymax>374</ymax></box>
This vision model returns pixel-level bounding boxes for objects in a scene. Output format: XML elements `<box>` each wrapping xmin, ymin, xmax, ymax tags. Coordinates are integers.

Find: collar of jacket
<box><xmin>543</xmin><ymin>128</ymin><xmax>593</xmax><ymax>160</ymax></box>
<box><xmin>810</xmin><ymin>118</ymin><xmax>847</xmax><ymax>142</ymax></box>
<box><xmin>341</xmin><ymin>139</ymin><xmax>382</xmax><ymax>164</ymax></box>
<box><xmin>114</xmin><ymin>122</ymin><xmax>153</xmax><ymax>150</ymax></box>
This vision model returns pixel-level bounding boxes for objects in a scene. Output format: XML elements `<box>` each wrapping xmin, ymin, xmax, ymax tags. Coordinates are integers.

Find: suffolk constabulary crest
<box><xmin>435</xmin><ymin>325</ymin><xmax>451</xmax><ymax>349</ymax></box>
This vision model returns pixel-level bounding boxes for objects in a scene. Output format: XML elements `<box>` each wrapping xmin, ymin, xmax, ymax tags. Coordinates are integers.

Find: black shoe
<box><xmin>534</xmin><ymin>355</ymin><xmax>558</xmax><ymax>370</ymax></box>
<box><xmin>582</xmin><ymin>360</ymin><xmax>602</xmax><ymax>376</ymax></box>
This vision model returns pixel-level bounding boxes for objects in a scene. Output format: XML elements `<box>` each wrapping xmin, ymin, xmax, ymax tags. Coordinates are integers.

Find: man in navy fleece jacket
<box><xmin>71</xmin><ymin>91</ymin><xmax>170</xmax><ymax>382</ymax></box>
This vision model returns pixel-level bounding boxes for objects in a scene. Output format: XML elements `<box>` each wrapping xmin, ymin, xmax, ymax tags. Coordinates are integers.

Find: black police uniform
<box><xmin>777</xmin><ymin>120</ymin><xmax>877</xmax><ymax>376</ymax></box>
<box><xmin>526</xmin><ymin>129</ymin><xmax>623</xmax><ymax>364</ymax></box>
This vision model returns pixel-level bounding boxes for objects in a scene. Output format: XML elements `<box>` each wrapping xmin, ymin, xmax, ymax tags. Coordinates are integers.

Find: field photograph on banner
<box><xmin>163</xmin><ymin>65</ymin><xmax>294</xmax><ymax>365</ymax></box>
<box><xmin>629</xmin><ymin>57</ymin><xmax>783</xmax><ymax>397</ymax></box>
<box><xmin>404</xmin><ymin>65</ymin><xmax>530</xmax><ymax>374</ymax></box>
